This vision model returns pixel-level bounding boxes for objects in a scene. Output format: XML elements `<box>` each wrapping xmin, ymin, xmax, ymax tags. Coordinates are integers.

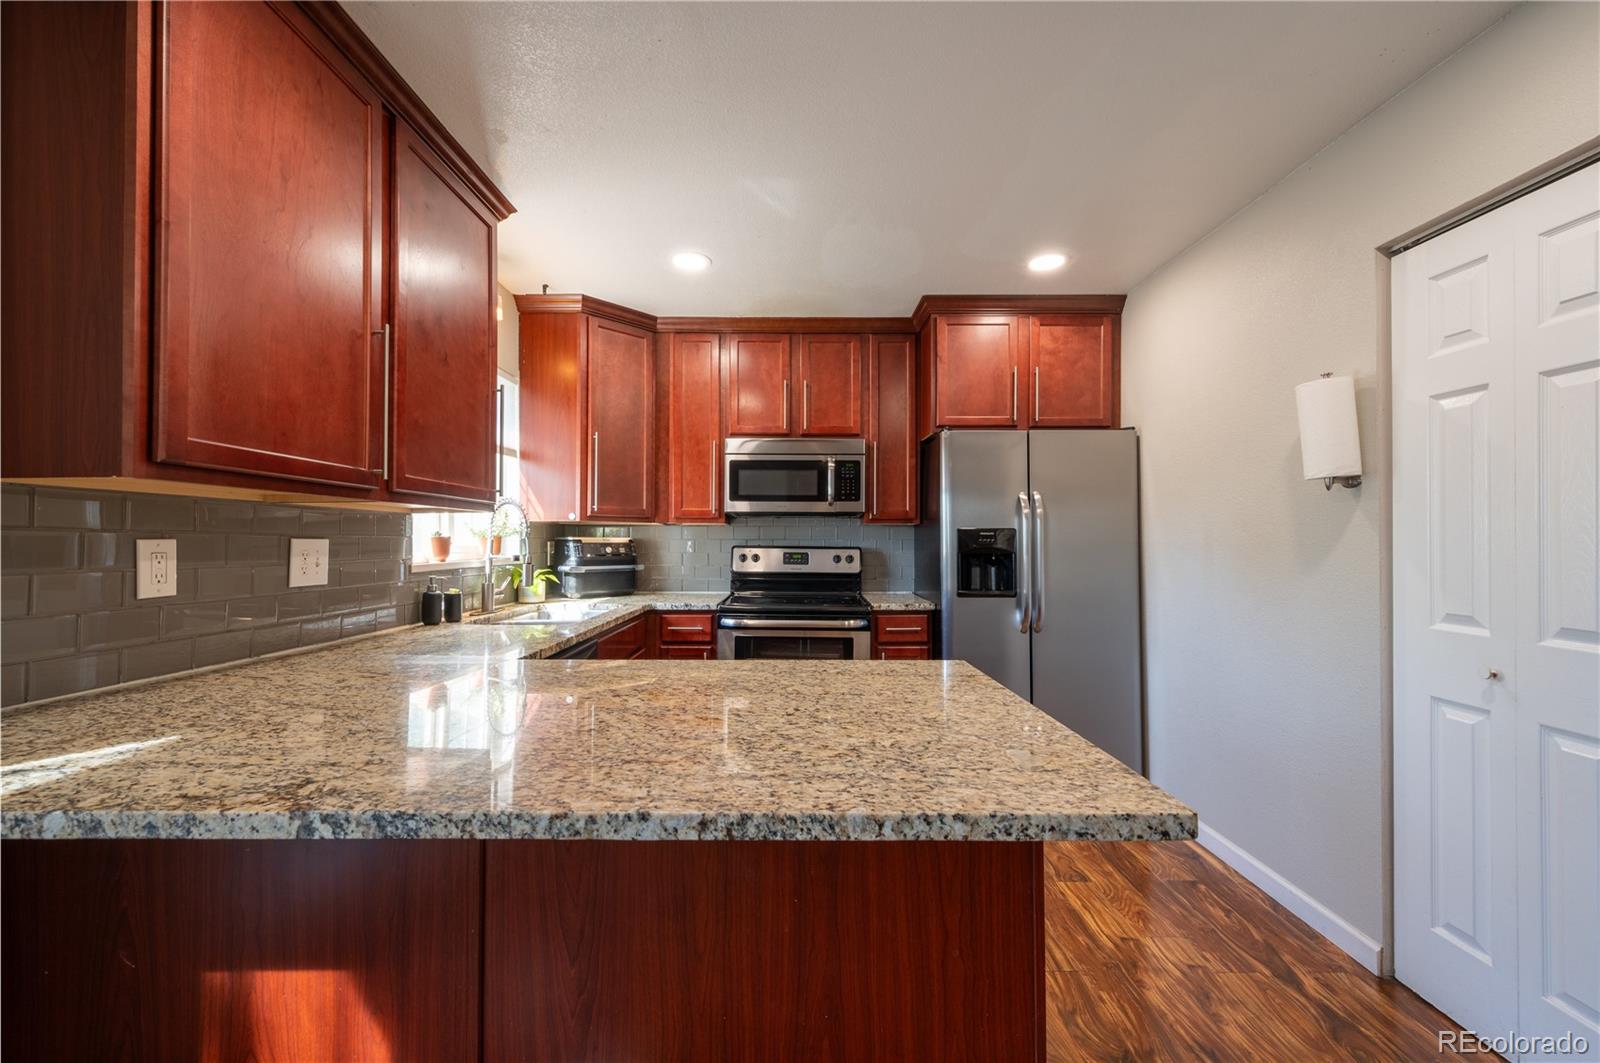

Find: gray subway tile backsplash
<box><xmin>0</xmin><ymin>484</ymin><xmax>473</xmax><ymax>707</ymax></box>
<box><xmin>542</xmin><ymin>516</ymin><xmax>916</xmax><ymax>591</ymax></box>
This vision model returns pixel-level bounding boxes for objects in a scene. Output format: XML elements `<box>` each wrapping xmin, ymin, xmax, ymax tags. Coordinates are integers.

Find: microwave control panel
<box><xmin>834</xmin><ymin>460</ymin><xmax>862</xmax><ymax>502</ymax></box>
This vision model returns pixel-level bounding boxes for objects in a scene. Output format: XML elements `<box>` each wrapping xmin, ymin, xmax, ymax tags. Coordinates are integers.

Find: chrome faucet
<box><xmin>481</xmin><ymin>497</ymin><xmax>533</xmax><ymax>615</ymax></box>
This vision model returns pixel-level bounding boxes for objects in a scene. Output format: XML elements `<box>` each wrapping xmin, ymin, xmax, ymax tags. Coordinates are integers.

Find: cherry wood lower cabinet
<box><xmin>657</xmin><ymin>611</ymin><xmax>717</xmax><ymax>658</ymax></box>
<box><xmin>484</xmin><ymin>840</ymin><xmax>1044</xmax><ymax>1062</ymax></box>
<box><xmin>872</xmin><ymin>612</ymin><xmax>933</xmax><ymax>659</ymax></box>
<box><xmin>595</xmin><ymin>615</ymin><xmax>648</xmax><ymax>659</ymax></box>
<box><xmin>1</xmin><ymin>840</ymin><xmax>481</xmax><ymax>1062</ymax></box>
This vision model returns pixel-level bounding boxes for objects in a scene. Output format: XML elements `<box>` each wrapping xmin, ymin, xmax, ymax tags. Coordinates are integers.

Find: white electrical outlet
<box><xmin>288</xmin><ymin>537</ymin><xmax>330</xmax><ymax>588</ymax></box>
<box><xmin>136</xmin><ymin>539</ymin><xmax>178</xmax><ymax>599</ymax></box>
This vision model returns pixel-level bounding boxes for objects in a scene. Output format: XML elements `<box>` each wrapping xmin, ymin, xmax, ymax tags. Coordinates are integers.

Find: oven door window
<box><xmin>727</xmin><ymin>460</ymin><xmax>827</xmax><ymax>503</ymax></box>
<box><xmin>730</xmin><ymin>634</ymin><xmax>859</xmax><ymax>660</ymax></box>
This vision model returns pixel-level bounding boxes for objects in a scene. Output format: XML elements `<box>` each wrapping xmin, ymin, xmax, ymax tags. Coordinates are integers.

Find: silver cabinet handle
<box><xmin>1016</xmin><ymin>491</ymin><xmax>1032</xmax><ymax>634</ymax></box>
<box><xmin>665</xmin><ymin>623</ymin><xmax>708</xmax><ymax>632</ymax></box>
<box><xmin>589</xmin><ymin>431</ymin><xmax>599</xmax><ymax>513</ymax></box>
<box><xmin>1011</xmin><ymin>367</ymin><xmax>1018</xmax><ymax>423</ymax></box>
<box><xmin>494</xmin><ymin>383</ymin><xmax>505</xmax><ymax>496</ymax></box>
<box><xmin>379</xmin><ymin>324</ymin><xmax>392</xmax><ymax>479</ymax></box>
<box><xmin>883</xmin><ymin>625</ymin><xmax>923</xmax><ymax>633</ymax></box>
<box><xmin>782</xmin><ymin>379</ymin><xmax>790</xmax><ymax>432</ymax></box>
<box><xmin>1033</xmin><ymin>366</ymin><xmax>1041</xmax><ymax>422</ymax></box>
<box><xmin>1031</xmin><ymin>489</ymin><xmax>1046</xmax><ymax>633</ymax></box>
<box><xmin>804</xmin><ymin>379</ymin><xmax>811</xmax><ymax>430</ymax></box>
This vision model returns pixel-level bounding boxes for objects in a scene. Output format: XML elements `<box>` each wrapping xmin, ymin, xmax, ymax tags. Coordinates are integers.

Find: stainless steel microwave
<box><xmin>724</xmin><ymin>437</ymin><xmax>865</xmax><ymax>515</ymax></box>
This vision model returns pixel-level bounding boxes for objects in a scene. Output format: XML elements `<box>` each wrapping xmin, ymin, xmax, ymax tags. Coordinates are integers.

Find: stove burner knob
<box><xmin>738</xmin><ymin>553</ymin><xmax>748</xmax><ymax>562</ymax></box>
<box><xmin>845</xmin><ymin>554</ymin><xmax>855</xmax><ymax>564</ymax></box>
<box><xmin>604</xmin><ymin>546</ymin><xmax>614</xmax><ymax>555</ymax></box>
<box><xmin>833</xmin><ymin>554</ymin><xmax>841</xmax><ymax>563</ymax></box>
<box><xmin>751</xmin><ymin>553</ymin><xmax>761</xmax><ymax>562</ymax></box>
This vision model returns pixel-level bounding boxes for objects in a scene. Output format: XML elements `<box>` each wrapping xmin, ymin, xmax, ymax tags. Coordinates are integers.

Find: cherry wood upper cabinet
<box><xmin>934</xmin><ymin>315</ymin><xmax>1023</xmax><ymax>427</ymax></box>
<box><xmin>390</xmin><ymin>121</ymin><xmax>498</xmax><ymax>503</ymax></box>
<box><xmin>866</xmin><ymin>335</ymin><xmax>917</xmax><ymax>524</ymax></box>
<box><xmin>665</xmin><ymin>333</ymin><xmax>723</xmax><ymax>523</ymax></box>
<box><xmin>584</xmin><ymin>317</ymin><xmax>655</xmax><ymax>520</ymax></box>
<box><xmin>796</xmin><ymin>334</ymin><xmax>864</xmax><ymax>436</ymax></box>
<box><xmin>0</xmin><ymin>1</ymin><xmax>515</xmax><ymax>507</ymax></box>
<box><xmin>725</xmin><ymin>334</ymin><xmax>792</xmax><ymax>436</ymax></box>
<box><xmin>1028</xmin><ymin>314</ymin><xmax>1118</xmax><ymax>427</ymax></box>
<box><xmin>152</xmin><ymin>1</ymin><xmax>385</xmax><ymax>488</ymax></box>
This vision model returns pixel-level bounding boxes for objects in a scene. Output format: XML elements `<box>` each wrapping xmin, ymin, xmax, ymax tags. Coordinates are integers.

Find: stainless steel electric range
<box><xmin>715</xmin><ymin>546</ymin><xmax>872</xmax><ymax>660</ymax></box>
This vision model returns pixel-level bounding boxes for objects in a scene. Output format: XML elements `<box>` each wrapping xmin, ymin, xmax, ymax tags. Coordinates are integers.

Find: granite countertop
<box><xmin>1</xmin><ymin>593</ymin><xmax>1193</xmax><ymax>844</ymax></box>
<box><xmin>863</xmin><ymin>592</ymin><xmax>936</xmax><ymax>611</ymax></box>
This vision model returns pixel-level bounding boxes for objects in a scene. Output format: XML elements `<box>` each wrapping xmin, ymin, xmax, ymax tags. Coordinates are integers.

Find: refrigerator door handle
<box><xmin>1016</xmin><ymin>491</ymin><xmax>1032</xmax><ymax>633</ymax></box>
<box><xmin>1031</xmin><ymin>489</ymin><xmax>1046</xmax><ymax>633</ymax></box>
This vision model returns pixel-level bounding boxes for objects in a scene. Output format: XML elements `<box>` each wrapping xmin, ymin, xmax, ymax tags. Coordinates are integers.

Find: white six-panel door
<box><xmin>1395</xmin><ymin>163</ymin><xmax>1599</xmax><ymax>1058</ymax></box>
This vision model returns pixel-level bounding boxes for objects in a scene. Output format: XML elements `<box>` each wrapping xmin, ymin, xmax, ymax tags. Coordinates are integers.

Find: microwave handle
<box><xmin>826</xmin><ymin>457</ymin><xmax>836</xmax><ymax>505</ymax></box>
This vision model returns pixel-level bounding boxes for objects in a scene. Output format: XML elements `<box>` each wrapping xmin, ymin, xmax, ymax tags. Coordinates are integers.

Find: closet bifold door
<box><xmin>152</xmin><ymin>1</ymin><xmax>385</xmax><ymax>488</ymax></box>
<box><xmin>1393</xmin><ymin>162</ymin><xmax>1599</xmax><ymax>1048</ymax></box>
<box><xmin>388</xmin><ymin>118</ymin><xmax>498</xmax><ymax>505</ymax></box>
<box><xmin>1508</xmin><ymin>166</ymin><xmax>1598</xmax><ymax>1052</ymax></box>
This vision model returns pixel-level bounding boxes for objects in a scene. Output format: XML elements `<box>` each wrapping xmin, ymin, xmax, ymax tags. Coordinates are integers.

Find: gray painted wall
<box><xmin>1120</xmin><ymin>2</ymin><xmax>1599</xmax><ymax>963</ymax></box>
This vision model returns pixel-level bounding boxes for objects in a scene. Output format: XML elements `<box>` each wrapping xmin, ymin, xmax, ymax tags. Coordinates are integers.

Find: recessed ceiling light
<box><xmin>672</xmin><ymin>251</ymin><xmax>712</xmax><ymax>272</ymax></box>
<box><xmin>1028</xmin><ymin>252</ymin><xmax>1067</xmax><ymax>273</ymax></box>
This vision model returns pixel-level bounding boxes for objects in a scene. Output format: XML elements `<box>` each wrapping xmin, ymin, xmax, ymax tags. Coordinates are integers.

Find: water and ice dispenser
<box><xmin>956</xmin><ymin>528</ymin><xmax>1016</xmax><ymax>597</ymax></box>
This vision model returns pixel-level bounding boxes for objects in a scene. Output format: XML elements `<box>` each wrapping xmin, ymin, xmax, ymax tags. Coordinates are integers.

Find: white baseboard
<box><xmin>1196</xmin><ymin>822</ymin><xmax>1384</xmax><ymax>974</ymax></box>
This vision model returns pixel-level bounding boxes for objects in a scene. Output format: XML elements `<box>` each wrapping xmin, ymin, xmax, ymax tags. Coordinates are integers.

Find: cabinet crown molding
<box><xmin>300</xmin><ymin>1</ymin><xmax>515</xmax><ymax>220</ymax></box>
<box><xmin>910</xmin><ymin>294</ymin><xmax>1127</xmax><ymax>329</ymax></box>
<box><xmin>514</xmin><ymin>293</ymin><xmax>658</xmax><ymax>332</ymax></box>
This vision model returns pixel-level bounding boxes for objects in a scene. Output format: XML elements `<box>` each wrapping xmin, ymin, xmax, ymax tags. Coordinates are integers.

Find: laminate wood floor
<box><xmin>1044</xmin><ymin>841</ymin><xmax>1488</xmax><ymax>1062</ymax></box>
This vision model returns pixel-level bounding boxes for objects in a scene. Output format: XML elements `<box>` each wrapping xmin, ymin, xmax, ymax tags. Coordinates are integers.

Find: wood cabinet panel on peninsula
<box><xmin>0</xmin><ymin>1</ymin><xmax>514</xmax><ymax>509</ymax></box>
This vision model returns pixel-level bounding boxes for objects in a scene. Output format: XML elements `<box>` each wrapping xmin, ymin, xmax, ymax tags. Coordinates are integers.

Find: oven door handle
<box><xmin>717</xmin><ymin>617</ymin><xmax>870</xmax><ymax>630</ymax></box>
<box><xmin>554</xmin><ymin>564</ymin><xmax>643</xmax><ymax>573</ymax></box>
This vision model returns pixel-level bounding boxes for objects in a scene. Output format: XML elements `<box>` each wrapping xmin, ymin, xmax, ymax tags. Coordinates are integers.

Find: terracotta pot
<box><xmin>489</xmin><ymin>535</ymin><xmax>503</xmax><ymax>556</ymax></box>
<box><xmin>430</xmin><ymin>535</ymin><xmax>451</xmax><ymax>562</ymax></box>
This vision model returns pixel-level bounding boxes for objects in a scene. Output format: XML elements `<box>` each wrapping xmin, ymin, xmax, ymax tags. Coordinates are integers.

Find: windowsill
<box><xmin>411</xmin><ymin>556</ymin><xmax>527</xmax><ymax>573</ymax></box>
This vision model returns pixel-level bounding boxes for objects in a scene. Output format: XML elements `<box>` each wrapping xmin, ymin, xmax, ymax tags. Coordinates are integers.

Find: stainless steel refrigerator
<box><xmin>914</xmin><ymin>429</ymin><xmax>1144</xmax><ymax>772</ymax></box>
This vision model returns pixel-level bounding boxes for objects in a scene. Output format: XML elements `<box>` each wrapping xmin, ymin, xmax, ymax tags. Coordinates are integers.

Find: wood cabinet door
<box><xmin>153</xmin><ymin>1</ymin><xmax>384</xmax><ymax>488</ymax></box>
<box><xmin>1029</xmin><ymin>314</ymin><xmax>1118</xmax><ymax>427</ymax></box>
<box><xmin>867</xmin><ymin>335</ymin><xmax>917</xmax><ymax>523</ymax></box>
<box><xmin>725</xmin><ymin>334</ymin><xmax>791</xmax><ymax>436</ymax></box>
<box><xmin>934</xmin><ymin>315</ymin><xmax>1022</xmax><ymax>427</ymax></box>
<box><xmin>666</xmin><ymin>333</ymin><xmax>723</xmax><ymax>522</ymax></box>
<box><xmin>390</xmin><ymin>120</ymin><xmax>498</xmax><ymax>503</ymax></box>
<box><xmin>583</xmin><ymin>317</ymin><xmax>654</xmax><ymax>519</ymax></box>
<box><xmin>796</xmin><ymin>334</ymin><xmax>863</xmax><ymax>436</ymax></box>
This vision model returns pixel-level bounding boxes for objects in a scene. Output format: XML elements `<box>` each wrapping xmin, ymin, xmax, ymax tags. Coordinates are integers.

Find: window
<box><xmin>412</xmin><ymin>370</ymin><xmax>520</xmax><ymax>566</ymax></box>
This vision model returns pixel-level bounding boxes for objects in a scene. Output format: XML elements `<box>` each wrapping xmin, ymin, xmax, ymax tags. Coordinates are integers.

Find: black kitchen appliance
<box><xmin>715</xmin><ymin>546</ymin><xmax>871</xmax><ymax>659</ymax></box>
<box><xmin>552</xmin><ymin>536</ymin><xmax>641</xmax><ymax>599</ymax></box>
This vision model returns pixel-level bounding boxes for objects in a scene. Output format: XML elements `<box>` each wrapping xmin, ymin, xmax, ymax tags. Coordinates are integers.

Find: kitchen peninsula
<box><xmin>1</xmin><ymin>604</ymin><xmax>1194</xmax><ymax>1061</ymax></box>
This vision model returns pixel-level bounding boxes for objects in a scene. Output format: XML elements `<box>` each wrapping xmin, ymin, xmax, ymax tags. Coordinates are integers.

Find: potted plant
<box><xmin>429</xmin><ymin>530</ymin><xmax>451</xmax><ymax>562</ymax></box>
<box><xmin>488</xmin><ymin>508</ymin><xmax>521</xmax><ymax>557</ymax></box>
<box><xmin>517</xmin><ymin>566</ymin><xmax>561</xmax><ymax>603</ymax></box>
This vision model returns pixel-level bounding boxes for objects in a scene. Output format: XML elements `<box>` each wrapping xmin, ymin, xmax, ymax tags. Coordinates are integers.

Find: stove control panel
<box><xmin>732</xmin><ymin>546</ymin><xmax>859</xmax><ymax>574</ymax></box>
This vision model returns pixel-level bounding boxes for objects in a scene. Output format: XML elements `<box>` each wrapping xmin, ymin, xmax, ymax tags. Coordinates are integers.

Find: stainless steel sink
<box><xmin>487</xmin><ymin>601</ymin><xmax>621</xmax><ymax>625</ymax></box>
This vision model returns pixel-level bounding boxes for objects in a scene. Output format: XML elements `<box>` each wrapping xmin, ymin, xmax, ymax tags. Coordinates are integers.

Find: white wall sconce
<box><xmin>1295</xmin><ymin>372</ymin><xmax>1363</xmax><ymax>490</ymax></box>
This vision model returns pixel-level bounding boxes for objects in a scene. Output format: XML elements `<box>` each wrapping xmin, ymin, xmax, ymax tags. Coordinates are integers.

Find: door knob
<box><xmin>1484</xmin><ymin>669</ymin><xmax>1501</xmax><ymax>681</ymax></box>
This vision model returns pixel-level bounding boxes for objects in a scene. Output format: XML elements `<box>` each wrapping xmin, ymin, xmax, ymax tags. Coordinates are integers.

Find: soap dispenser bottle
<box><xmin>420</xmin><ymin>577</ymin><xmax>444</xmax><ymax>626</ymax></box>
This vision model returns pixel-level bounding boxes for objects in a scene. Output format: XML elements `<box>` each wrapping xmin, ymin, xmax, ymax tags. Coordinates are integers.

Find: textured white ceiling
<box><xmin>345</xmin><ymin>1</ymin><xmax>1511</xmax><ymax>316</ymax></box>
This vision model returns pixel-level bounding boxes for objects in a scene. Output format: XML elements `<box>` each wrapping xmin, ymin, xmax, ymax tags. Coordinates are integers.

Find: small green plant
<box><xmin>489</xmin><ymin>508</ymin><xmax>522</xmax><ymax>539</ymax></box>
<box><xmin>529</xmin><ymin>567</ymin><xmax>561</xmax><ymax>590</ymax></box>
